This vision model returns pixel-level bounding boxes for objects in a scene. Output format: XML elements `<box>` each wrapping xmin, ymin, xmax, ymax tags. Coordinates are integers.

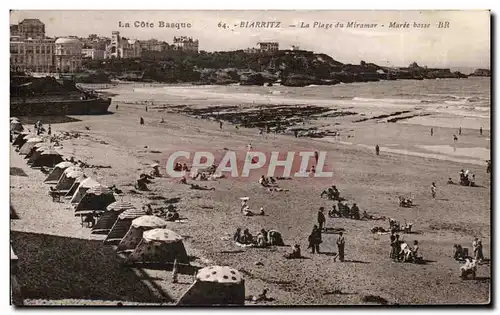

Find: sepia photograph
<box><xmin>9</xmin><ymin>9</ymin><xmax>491</xmax><ymax>307</ymax></box>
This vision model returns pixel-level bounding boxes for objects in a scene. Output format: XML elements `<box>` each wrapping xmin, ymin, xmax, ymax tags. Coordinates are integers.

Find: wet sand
<box><xmin>10</xmin><ymin>85</ymin><xmax>491</xmax><ymax>305</ymax></box>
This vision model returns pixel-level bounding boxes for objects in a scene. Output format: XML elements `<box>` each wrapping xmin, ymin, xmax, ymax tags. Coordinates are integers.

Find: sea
<box><xmin>103</xmin><ymin>77</ymin><xmax>491</xmax><ymax>165</ymax></box>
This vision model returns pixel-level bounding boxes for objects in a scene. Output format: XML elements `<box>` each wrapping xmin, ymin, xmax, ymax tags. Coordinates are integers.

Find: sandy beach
<box><xmin>10</xmin><ymin>82</ymin><xmax>491</xmax><ymax>306</ymax></box>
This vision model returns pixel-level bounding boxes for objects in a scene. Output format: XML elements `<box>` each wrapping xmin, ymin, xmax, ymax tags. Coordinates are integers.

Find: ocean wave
<box><xmin>352</xmin><ymin>97</ymin><xmax>422</xmax><ymax>104</ymax></box>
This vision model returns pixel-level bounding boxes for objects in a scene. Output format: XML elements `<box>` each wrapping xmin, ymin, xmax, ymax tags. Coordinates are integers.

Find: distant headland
<box><xmin>80</xmin><ymin>50</ymin><xmax>487</xmax><ymax>86</ymax></box>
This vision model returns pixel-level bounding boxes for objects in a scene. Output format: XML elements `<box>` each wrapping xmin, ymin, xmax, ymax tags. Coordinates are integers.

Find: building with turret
<box><xmin>105</xmin><ymin>31</ymin><xmax>141</xmax><ymax>58</ymax></box>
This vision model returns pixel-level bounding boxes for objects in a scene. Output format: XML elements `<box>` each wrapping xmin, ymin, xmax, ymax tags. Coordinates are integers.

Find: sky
<box><xmin>9</xmin><ymin>10</ymin><xmax>491</xmax><ymax>69</ymax></box>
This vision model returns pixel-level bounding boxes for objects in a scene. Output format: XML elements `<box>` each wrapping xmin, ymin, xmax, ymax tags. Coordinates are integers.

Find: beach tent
<box><xmin>103</xmin><ymin>207</ymin><xmax>147</xmax><ymax>245</ymax></box>
<box><xmin>31</xmin><ymin>149</ymin><xmax>63</xmax><ymax>168</ymax></box>
<box><xmin>12</xmin><ymin>133</ymin><xmax>29</xmax><ymax>147</ymax></box>
<box><xmin>91</xmin><ymin>200</ymin><xmax>136</xmax><ymax>235</ymax></box>
<box><xmin>117</xmin><ymin>215</ymin><xmax>168</xmax><ymax>252</ymax></box>
<box><xmin>14</xmin><ymin>133</ymin><xmax>36</xmax><ymax>149</ymax></box>
<box><xmin>44</xmin><ymin>161</ymin><xmax>74</xmax><ymax>183</ymax></box>
<box><xmin>68</xmin><ymin>177</ymin><xmax>100</xmax><ymax>203</ymax></box>
<box><xmin>125</xmin><ymin>228</ymin><xmax>189</xmax><ymax>265</ymax></box>
<box><xmin>177</xmin><ymin>265</ymin><xmax>245</xmax><ymax>306</ymax></box>
<box><xmin>74</xmin><ymin>185</ymin><xmax>115</xmax><ymax>216</ymax></box>
<box><xmin>19</xmin><ymin>137</ymin><xmax>44</xmax><ymax>155</ymax></box>
<box><xmin>10</xmin><ymin>121</ymin><xmax>24</xmax><ymax>134</ymax></box>
<box><xmin>54</xmin><ymin>167</ymin><xmax>85</xmax><ymax>191</ymax></box>
<box><xmin>26</xmin><ymin>144</ymin><xmax>53</xmax><ymax>164</ymax></box>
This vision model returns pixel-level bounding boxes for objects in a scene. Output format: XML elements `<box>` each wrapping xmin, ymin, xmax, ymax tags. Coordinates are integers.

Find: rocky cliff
<box><xmin>83</xmin><ymin>51</ymin><xmax>469</xmax><ymax>86</ymax></box>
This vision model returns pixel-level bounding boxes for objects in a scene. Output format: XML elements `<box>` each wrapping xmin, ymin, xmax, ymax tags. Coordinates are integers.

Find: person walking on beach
<box><xmin>375</xmin><ymin>144</ymin><xmax>380</xmax><ymax>156</ymax></box>
<box><xmin>480</xmin><ymin>127</ymin><xmax>483</xmax><ymax>136</ymax></box>
<box><xmin>431</xmin><ymin>182</ymin><xmax>437</xmax><ymax>199</ymax></box>
<box><xmin>459</xmin><ymin>127</ymin><xmax>462</xmax><ymax>136</ymax></box>
<box><xmin>317</xmin><ymin>207</ymin><xmax>326</xmax><ymax>232</ymax></box>
<box><xmin>431</xmin><ymin>128</ymin><xmax>434</xmax><ymax>136</ymax></box>
<box><xmin>334</xmin><ymin>232</ymin><xmax>345</xmax><ymax>262</ymax></box>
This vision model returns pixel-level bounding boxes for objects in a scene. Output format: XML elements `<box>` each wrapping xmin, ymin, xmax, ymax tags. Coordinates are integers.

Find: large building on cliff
<box><xmin>172</xmin><ymin>36</ymin><xmax>199</xmax><ymax>53</ymax></box>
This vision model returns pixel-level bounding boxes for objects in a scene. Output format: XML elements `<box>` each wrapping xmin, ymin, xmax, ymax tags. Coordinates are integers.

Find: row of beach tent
<box><xmin>10</xmin><ymin>120</ymin><xmax>245</xmax><ymax>305</ymax></box>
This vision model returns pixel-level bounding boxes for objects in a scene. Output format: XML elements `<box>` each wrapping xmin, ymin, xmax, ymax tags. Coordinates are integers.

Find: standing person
<box><xmin>314</xmin><ymin>151</ymin><xmax>319</xmax><ymax>164</ymax></box>
<box><xmin>294</xmin><ymin>130</ymin><xmax>298</xmax><ymax>138</ymax></box>
<box><xmin>375</xmin><ymin>144</ymin><xmax>380</xmax><ymax>156</ymax></box>
<box><xmin>145</xmin><ymin>105</ymin><xmax>148</xmax><ymax>112</ymax></box>
<box><xmin>459</xmin><ymin>127</ymin><xmax>462</xmax><ymax>135</ymax></box>
<box><xmin>48</xmin><ymin>124</ymin><xmax>52</xmax><ymax>135</ymax></box>
<box><xmin>317</xmin><ymin>207</ymin><xmax>326</xmax><ymax>232</ymax></box>
<box><xmin>393</xmin><ymin>234</ymin><xmax>401</xmax><ymax>261</ymax></box>
<box><xmin>390</xmin><ymin>232</ymin><xmax>396</xmax><ymax>259</ymax></box>
<box><xmin>473</xmin><ymin>237</ymin><xmax>481</xmax><ymax>261</ymax></box>
<box><xmin>334</xmin><ymin>232</ymin><xmax>345</xmax><ymax>262</ymax></box>
<box><xmin>140</xmin><ymin>117</ymin><xmax>144</xmax><ymax>125</ymax></box>
<box><xmin>480</xmin><ymin>127</ymin><xmax>483</xmax><ymax>136</ymax></box>
<box><xmin>453</xmin><ymin>134</ymin><xmax>458</xmax><ymax>142</ymax></box>
<box><xmin>431</xmin><ymin>127</ymin><xmax>434</xmax><ymax>136</ymax></box>
<box><xmin>308</xmin><ymin>225</ymin><xmax>322</xmax><ymax>254</ymax></box>
<box><xmin>116</xmin><ymin>104</ymin><xmax>119</xmax><ymax>110</ymax></box>
<box><xmin>219</xmin><ymin>121</ymin><xmax>223</xmax><ymax>129</ymax></box>
<box><xmin>431</xmin><ymin>182</ymin><xmax>437</xmax><ymax>198</ymax></box>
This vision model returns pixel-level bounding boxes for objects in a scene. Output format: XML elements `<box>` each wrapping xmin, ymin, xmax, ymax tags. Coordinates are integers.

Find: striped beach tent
<box><xmin>19</xmin><ymin>137</ymin><xmax>43</xmax><ymax>155</ymax></box>
<box><xmin>91</xmin><ymin>200</ymin><xmax>135</xmax><ymax>235</ymax></box>
<box><xmin>54</xmin><ymin>167</ymin><xmax>85</xmax><ymax>191</ymax></box>
<box><xmin>68</xmin><ymin>177</ymin><xmax>100</xmax><ymax>204</ymax></box>
<box><xmin>117</xmin><ymin>215</ymin><xmax>168</xmax><ymax>252</ymax></box>
<box><xmin>12</xmin><ymin>133</ymin><xmax>29</xmax><ymax>147</ymax></box>
<box><xmin>125</xmin><ymin>228</ymin><xmax>189</xmax><ymax>265</ymax></box>
<box><xmin>14</xmin><ymin>133</ymin><xmax>36</xmax><ymax>149</ymax></box>
<box><xmin>30</xmin><ymin>149</ymin><xmax>63</xmax><ymax>168</ymax></box>
<box><xmin>103</xmin><ymin>207</ymin><xmax>147</xmax><ymax>245</ymax></box>
<box><xmin>44</xmin><ymin>161</ymin><xmax>74</xmax><ymax>183</ymax></box>
<box><xmin>74</xmin><ymin>185</ymin><xmax>115</xmax><ymax>216</ymax></box>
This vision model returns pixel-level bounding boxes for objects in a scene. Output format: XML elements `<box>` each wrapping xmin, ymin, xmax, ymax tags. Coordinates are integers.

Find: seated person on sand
<box><xmin>248</xmin><ymin>289</ymin><xmax>271</xmax><ymax>303</ymax></box>
<box><xmin>178</xmin><ymin>177</ymin><xmax>188</xmax><ymax>185</ymax></box>
<box><xmin>150</xmin><ymin>165</ymin><xmax>161</xmax><ymax>177</ymax></box>
<box><xmin>255</xmin><ymin>232</ymin><xmax>267</xmax><ymax>248</ymax></box>
<box><xmin>240</xmin><ymin>229</ymin><xmax>254</xmax><ymax>245</ymax></box>
<box><xmin>259</xmin><ymin>207</ymin><xmax>265</xmax><ymax>216</ymax></box>
<box><xmin>233</xmin><ymin>228</ymin><xmax>242</xmax><ymax>242</ymax></box>
<box><xmin>243</xmin><ymin>208</ymin><xmax>254</xmax><ymax>216</ymax></box>
<box><xmin>408</xmin><ymin>240</ymin><xmax>421</xmax><ymax>262</ymax></box>
<box><xmin>267</xmin><ymin>229</ymin><xmax>285</xmax><ymax>246</ymax></box>
<box><xmin>268</xmin><ymin>177</ymin><xmax>276</xmax><ymax>184</ymax></box>
<box><xmin>331</xmin><ymin>186</ymin><xmax>340</xmax><ymax>200</ymax></box>
<box><xmin>284</xmin><ymin>244</ymin><xmax>302</xmax><ymax>259</ymax></box>
<box><xmin>259</xmin><ymin>175</ymin><xmax>269</xmax><ymax>187</ymax></box>
<box><xmin>174</xmin><ymin>163</ymin><xmax>183</xmax><ymax>172</ymax></box>
<box><xmin>460</xmin><ymin>257</ymin><xmax>478</xmax><ymax>280</ymax></box>
<box><xmin>166</xmin><ymin>210</ymin><xmax>180</xmax><ymax>222</ymax></box>
<box><xmin>190</xmin><ymin>183</ymin><xmax>207</xmax><ymax>190</ymax></box>
<box><xmin>350</xmin><ymin>203</ymin><xmax>361</xmax><ymax>220</ymax></box>
<box><xmin>83</xmin><ymin>212</ymin><xmax>96</xmax><ymax>228</ymax></box>
<box><xmin>453</xmin><ymin>244</ymin><xmax>467</xmax><ymax>261</ymax></box>
<box><xmin>447</xmin><ymin>177</ymin><xmax>454</xmax><ymax>184</ymax></box>
<box><xmin>136</xmin><ymin>178</ymin><xmax>149</xmax><ymax>191</ymax></box>
<box><xmin>182</xmin><ymin>163</ymin><xmax>190</xmax><ymax>172</ymax></box>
